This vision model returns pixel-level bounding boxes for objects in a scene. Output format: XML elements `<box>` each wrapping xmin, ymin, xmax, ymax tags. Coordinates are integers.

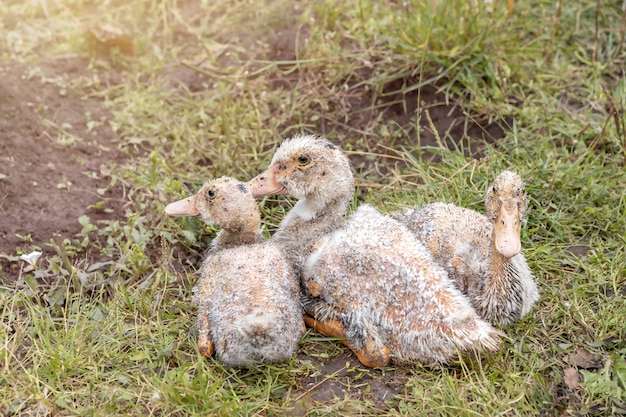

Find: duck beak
<box><xmin>165</xmin><ymin>194</ymin><xmax>200</xmax><ymax>216</ymax></box>
<box><xmin>247</xmin><ymin>164</ymin><xmax>286</xmax><ymax>198</ymax></box>
<box><xmin>494</xmin><ymin>203</ymin><xmax>521</xmax><ymax>258</ymax></box>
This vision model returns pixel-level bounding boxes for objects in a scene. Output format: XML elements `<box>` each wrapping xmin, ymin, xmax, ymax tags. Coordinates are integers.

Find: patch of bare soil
<box><xmin>0</xmin><ymin>58</ymin><xmax>125</xmax><ymax>281</ymax></box>
<box><xmin>288</xmin><ymin>350</ymin><xmax>412</xmax><ymax>414</ymax></box>
<box><xmin>328</xmin><ymin>80</ymin><xmax>506</xmax><ymax>177</ymax></box>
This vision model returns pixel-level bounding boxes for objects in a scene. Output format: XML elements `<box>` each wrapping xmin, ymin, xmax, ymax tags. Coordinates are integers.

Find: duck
<box><xmin>391</xmin><ymin>171</ymin><xmax>539</xmax><ymax>326</ymax></box>
<box><xmin>247</xmin><ymin>134</ymin><xmax>502</xmax><ymax>368</ymax></box>
<box><xmin>165</xmin><ymin>177</ymin><xmax>304</xmax><ymax>367</ymax></box>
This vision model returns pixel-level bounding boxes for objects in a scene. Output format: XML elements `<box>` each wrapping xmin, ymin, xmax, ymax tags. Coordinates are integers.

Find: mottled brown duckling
<box><xmin>392</xmin><ymin>171</ymin><xmax>539</xmax><ymax>326</ymax></box>
<box><xmin>248</xmin><ymin>135</ymin><xmax>501</xmax><ymax>368</ymax></box>
<box><xmin>165</xmin><ymin>177</ymin><xmax>304</xmax><ymax>367</ymax></box>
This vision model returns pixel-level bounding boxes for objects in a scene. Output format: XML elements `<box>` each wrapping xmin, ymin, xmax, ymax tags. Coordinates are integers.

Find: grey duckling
<box><xmin>166</xmin><ymin>177</ymin><xmax>304</xmax><ymax>367</ymax></box>
<box><xmin>392</xmin><ymin>170</ymin><xmax>539</xmax><ymax>326</ymax></box>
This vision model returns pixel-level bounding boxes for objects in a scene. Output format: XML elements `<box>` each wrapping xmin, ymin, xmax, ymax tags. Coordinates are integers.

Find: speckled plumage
<box><xmin>248</xmin><ymin>135</ymin><xmax>502</xmax><ymax>366</ymax></box>
<box><xmin>166</xmin><ymin>177</ymin><xmax>303</xmax><ymax>367</ymax></box>
<box><xmin>305</xmin><ymin>204</ymin><xmax>502</xmax><ymax>364</ymax></box>
<box><xmin>253</xmin><ymin>135</ymin><xmax>354</xmax><ymax>278</ymax></box>
<box><xmin>392</xmin><ymin>171</ymin><xmax>539</xmax><ymax>326</ymax></box>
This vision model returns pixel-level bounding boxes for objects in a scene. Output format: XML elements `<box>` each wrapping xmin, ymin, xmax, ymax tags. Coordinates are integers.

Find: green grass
<box><xmin>2</xmin><ymin>0</ymin><xmax>626</xmax><ymax>415</ymax></box>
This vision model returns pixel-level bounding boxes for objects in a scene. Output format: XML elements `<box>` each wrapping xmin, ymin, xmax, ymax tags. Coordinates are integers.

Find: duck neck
<box><xmin>273</xmin><ymin>193</ymin><xmax>351</xmax><ymax>271</ymax></box>
<box><xmin>487</xmin><ymin>247</ymin><xmax>514</xmax><ymax>281</ymax></box>
<box><xmin>213</xmin><ymin>228</ymin><xmax>264</xmax><ymax>249</ymax></box>
<box><xmin>485</xmin><ymin>239</ymin><xmax>523</xmax><ymax>298</ymax></box>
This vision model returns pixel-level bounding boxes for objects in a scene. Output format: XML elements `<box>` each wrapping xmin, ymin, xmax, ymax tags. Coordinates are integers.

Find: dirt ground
<box><xmin>0</xmin><ymin>58</ymin><xmax>126</xmax><ymax>279</ymax></box>
<box><xmin>0</xmin><ymin>22</ymin><xmax>505</xmax><ymax>410</ymax></box>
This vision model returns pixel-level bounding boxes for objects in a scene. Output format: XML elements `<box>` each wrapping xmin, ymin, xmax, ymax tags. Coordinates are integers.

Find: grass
<box><xmin>1</xmin><ymin>0</ymin><xmax>626</xmax><ymax>415</ymax></box>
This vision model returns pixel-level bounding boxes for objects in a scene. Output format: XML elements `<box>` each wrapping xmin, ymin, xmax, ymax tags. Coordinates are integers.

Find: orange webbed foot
<box><xmin>197</xmin><ymin>337</ymin><xmax>215</xmax><ymax>358</ymax></box>
<box><xmin>304</xmin><ymin>315</ymin><xmax>347</xmax><ymax>339</ymax></box>
<box><xmin>304</xmin><ymin>315</ymin><xmax>390</xmax><ymax>368</ymax></box>
<box><xmin>353</xmin><ymin>339</ymin><xmax>390</xmax><ymax>368</ymax></box>
<box><xmin>197</xmin><ymin>314</ymin><xmax>215</xmax><ymax>358</ymax></box>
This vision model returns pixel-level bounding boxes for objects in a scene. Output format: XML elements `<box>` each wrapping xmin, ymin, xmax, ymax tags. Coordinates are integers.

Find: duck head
<box><xmin>247</xmin><ymin>134</ymin><xmax>354</xmax><ymax>203</ymax></box>
<box><xmin>165</xmin><ymin>177</ymin><xmax>261</xmax><ymax>234</ymax></box>
<box><xmin>484</xmin><ymin>170</ymin><xmax>528</xmax><ymax>258</ymax></box>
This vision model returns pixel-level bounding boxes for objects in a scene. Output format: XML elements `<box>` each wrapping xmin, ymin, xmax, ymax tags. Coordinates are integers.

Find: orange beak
<box><xmin>493</xmin><ymin>203</ymin><xmax>521</xmax><ymax>258</ymax></box>
<box><xmin>247</xmin><ymin>164</ymin><xmax>286</xmax><ymax>198</ymax></box>
<box><xmin>165</xmin><ymin>194</ymin><xmax>200</xmax><ymax>216</ymax></box>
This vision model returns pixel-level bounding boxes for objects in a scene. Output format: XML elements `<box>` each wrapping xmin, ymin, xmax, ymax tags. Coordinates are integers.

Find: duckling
<box><xmin>248</xmin><ymin>135</ymin><xmax>502</xmax><ymax>367</ymax></box>
<box><xmin>165</xmin><ymin>177</ymin><xmax>304</xmax><ymax>367</ymax></box>
<box><xmin>392</xmin><ymin>171</ymin><xmax>539</xmax><ymax>326</ymax></box>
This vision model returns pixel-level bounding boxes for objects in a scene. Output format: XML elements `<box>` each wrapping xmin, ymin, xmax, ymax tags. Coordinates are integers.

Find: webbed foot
<box><xmin>304</xmin><ymin>315</ymin><xmax>347</xmax><ymax>339</ymax></box>
<box><xmin>356</xmin><ymin>338</ymin><xmax>390</xmax><ymax>368</ymax></box>
<box><xmin>304</xmin><ymin>315</ymin><xmax>390</xmax><ymax>368</ymax></box>
<box><xmin>197</xmin><ymin>314</ymin><xmax>215</xmax><ymax>358</ymax></box>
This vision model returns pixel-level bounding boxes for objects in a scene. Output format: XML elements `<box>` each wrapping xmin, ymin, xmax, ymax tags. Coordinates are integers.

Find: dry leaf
<box><xmin>563</xmin><ymin>348</ymin><xmax>602</xmax><ymax>369</ymax></box>
<box><xmin>86</xmin><ymin>23</ymin><xmax>135</xmax><ymax>56</ymax></box>
<box><xmin>563</xmin><ymin>367</ymin><xmax>579</xmax><ymax>390</ymax></box>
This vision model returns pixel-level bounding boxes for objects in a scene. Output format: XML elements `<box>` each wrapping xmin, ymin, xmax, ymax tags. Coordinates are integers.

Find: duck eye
<box><xmin>207</xmin><ymin>189</ymin><xmax>217</xmax><ymax>199</ymax></box>
<box><xmin>297</xmin><ymin>155</ymin><xmax>309</xmax><ymax>165</ymax></box>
